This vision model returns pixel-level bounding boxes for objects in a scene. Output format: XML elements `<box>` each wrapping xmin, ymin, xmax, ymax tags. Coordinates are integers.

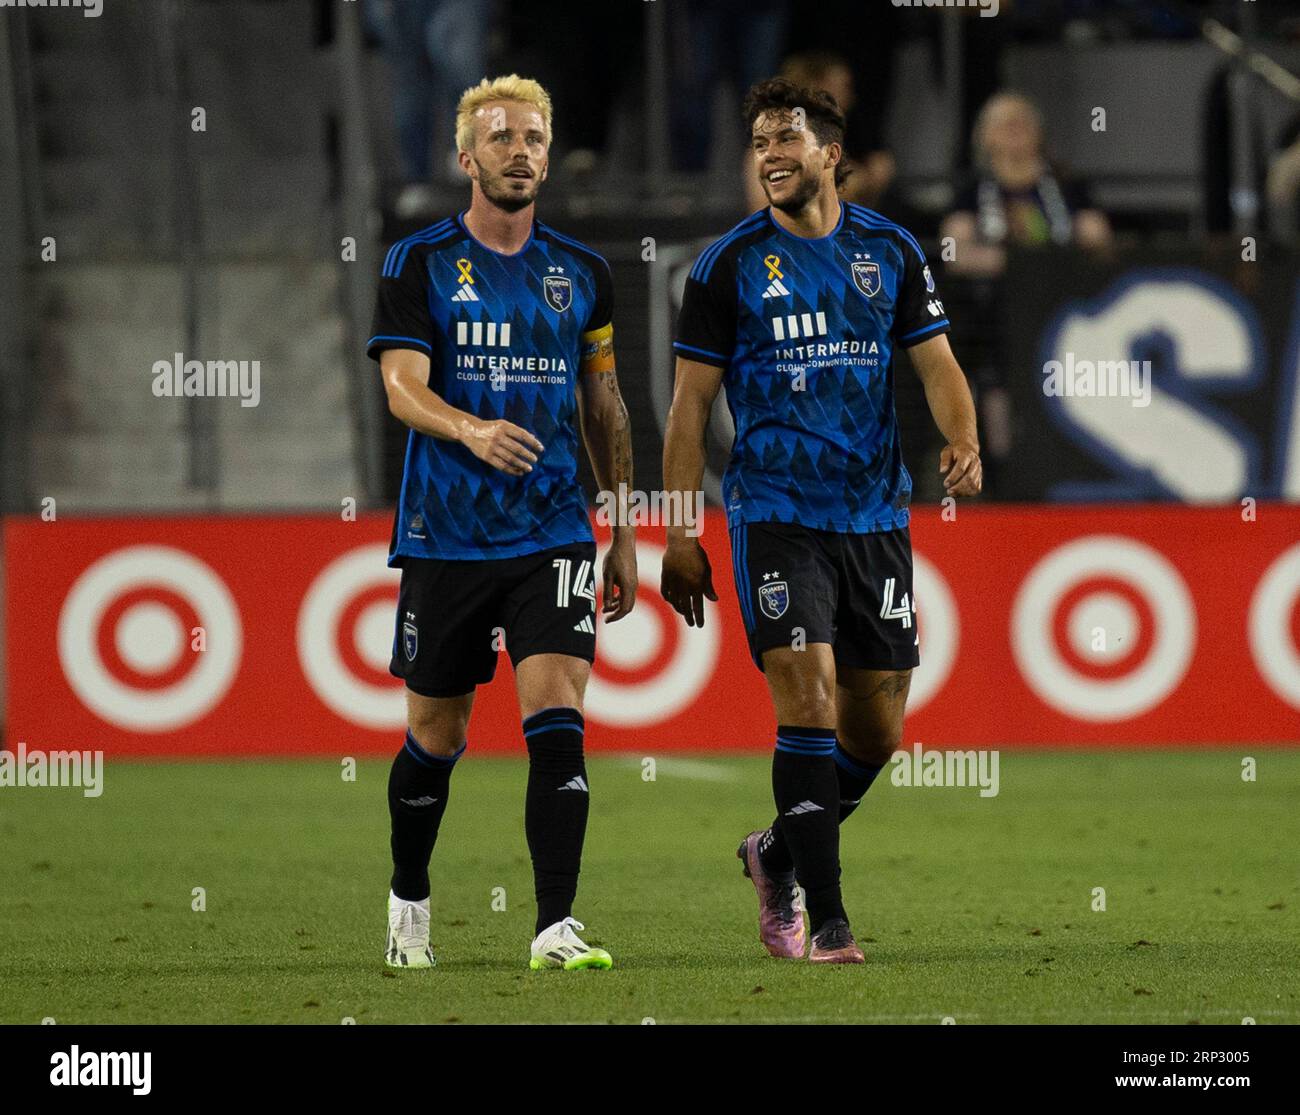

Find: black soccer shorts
<box><xmin>389</xmin><ymin>540</ymin><xmax>598</xmax><ymax>698</ymax></box>
<box><xmin>728</xmin><ymin>521</ymin><xmax>920</xmax><ymax>672</ymax></box>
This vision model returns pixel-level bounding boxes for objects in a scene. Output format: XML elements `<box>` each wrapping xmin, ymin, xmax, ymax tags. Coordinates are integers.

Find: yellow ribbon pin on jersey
<box><xmin>764</xmin><ymin>254</ymin><xmax>783</xmax><ymax>281</ymax></box>
<box><xmin>456</xmin><ymin>258</ymin><xmax>474</xmax><ymax>285</ymax></box>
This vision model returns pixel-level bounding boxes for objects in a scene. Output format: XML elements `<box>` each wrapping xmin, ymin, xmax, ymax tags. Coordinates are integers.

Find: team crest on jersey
<box><xmin>543</xmin><ymin>275</ymin><xmax>572</xmax><ymax>313</ymax></box>
<box><xmin>402</xmin><ymin>621</ymin><xmax>418</xmax><ymax>661</ymax></box>
<box><xmin>850</xmin><ymin>261</ymin><xmax>882</xmax><ymax>298</ymax></box>
<box><xmin>923</xmin><ymin>265</ymin><xmax>935</xmax><ymax>293</ymax></box>
<box><xmin>758</xmin><ymin>579</ymin><xmax>789</xmax><ymax>620</ymax></box>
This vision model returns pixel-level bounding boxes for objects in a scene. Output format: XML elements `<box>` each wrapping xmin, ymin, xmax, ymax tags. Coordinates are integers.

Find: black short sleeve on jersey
<box><xmin>891</xmin><ymin>237</ymin><xmax>950</xmax><ymax>349</ymax></box>
<box><xmin>366</xmin><ymin>250</ymin><xmax>434</xmax><ymax>361</ymax></box>
<box><xmin>674</xmin><ymin>256</ymin><xmax>737</xmax><ymax>368</ymax></box>
<box><xmin>582</xmin><ymin>255</ymin><xmax>614</xmax><ymax>335</ymax></box>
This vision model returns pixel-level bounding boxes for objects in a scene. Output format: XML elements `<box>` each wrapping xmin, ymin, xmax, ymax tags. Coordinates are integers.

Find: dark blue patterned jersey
<box><xmin>366</xmin><ymin>212</ymin><xmax>612</xmax><ymax>562</ymax></box>
<box><xmin>674</xmin><ymin>202</ymin><xmax>950</xmax><ymax>534</ymax></box>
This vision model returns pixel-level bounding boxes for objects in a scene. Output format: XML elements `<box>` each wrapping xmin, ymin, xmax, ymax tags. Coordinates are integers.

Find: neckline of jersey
<box><xmin>456</xmin><ymin>209</ymin><xmax>535</xmax><ymax>258</ymax></box>
<box><xmin>765</xmin><ymin>201</ymin><xmax>845</xmax><ymax>242</ymax></box>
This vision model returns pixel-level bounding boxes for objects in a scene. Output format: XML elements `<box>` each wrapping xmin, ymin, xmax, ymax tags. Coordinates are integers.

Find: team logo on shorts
<box><xmin>543</xmin><ymin>275</ymin><xmax>572</xmax><ymax>313</ymax></box>
<box><xmin>850</xmin><ymin>261</ymin><xmax>881</xmax><ymax>298</ymax></box>
<box><xmin>402</xmin><ymin>621</ymin><xmax>418</xmax><ymax>661</ymax></box>
<box><xmin>758</xmin><ymin>576</ymin><xmax>789</xmax><ymax>620</ymax></box>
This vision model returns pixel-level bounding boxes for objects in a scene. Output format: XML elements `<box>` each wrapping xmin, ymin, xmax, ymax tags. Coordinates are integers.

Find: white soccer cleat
<box><xmin>529</xmin><ymin>917</ymin><xmax>613</xmax><ymax>971</ymax></box>
<box><xmin>385</xmin><ymin>891</ymin><xmax>436</xmax><ymax>969</ymax></box>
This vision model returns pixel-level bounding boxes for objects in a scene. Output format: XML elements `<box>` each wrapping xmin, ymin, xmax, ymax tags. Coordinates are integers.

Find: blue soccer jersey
<box><xmin>367</xmin><ymin>212</ymin><xmax>613</xmax><ymax>562</ymax></box>
<box><xmin>674</xmin><ymin>202</ymin><xmax>950</xmax><ymax>534</ymax></box>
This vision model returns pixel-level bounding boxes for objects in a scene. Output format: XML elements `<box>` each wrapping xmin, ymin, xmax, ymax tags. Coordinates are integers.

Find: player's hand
<box><xmin>660</xmin><ymin>538</ymin><xmax>718</xmax><ymax>628</ymax></box>
<box><xmin>940</xmin><ymin>440</ymin><xmax>982</xmax><ymax>497</ymax></box>
<box><xmin>460</xmin><ymin>418</ymin><xmax>543</xmax><ymax>476</ymax></box>
<box><xmin>601</xmin><ymin>534</ymin><xmax>638</xmax><ymax>623</ymax></box>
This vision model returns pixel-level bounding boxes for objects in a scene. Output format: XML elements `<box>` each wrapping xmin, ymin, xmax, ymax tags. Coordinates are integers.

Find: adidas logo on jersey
<box><xmin>761</xmin><ymin>278</ymin><xmax>791</xmax><ymax>299</ymax></box>
<box><xmin>783</xmin><ymin>800</ymin><xmax>825</xmax><ymax>816</ymax></box>
<box><xmin>572</xmin><ymin>615</ymin><xmax>595</xmax><ymax>634</ymax></box>
<box><xmin>451</xmin><ymin>285</ymin><xmax>479</xmax><ymax>302</ymax></box>
<box><xmin>558</xmin><ymin>775</ymin><xmax>589</xmax><ymax>792</ymax></box>
<box><xmin>771</xmin><ymin>311</ymin><xmax>828</xmax><ymax>341</ymax></box>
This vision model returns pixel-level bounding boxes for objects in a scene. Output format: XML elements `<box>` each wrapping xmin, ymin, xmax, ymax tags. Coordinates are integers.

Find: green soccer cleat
<box><xmin>528</xmin><ymin>917</ymin><xmax>613</xmax><ymax>971</ymax></box>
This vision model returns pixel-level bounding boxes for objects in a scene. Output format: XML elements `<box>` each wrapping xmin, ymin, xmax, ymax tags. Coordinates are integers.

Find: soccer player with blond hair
<box><xmin>367</xmin><ymin>75</ymin><xmax>636</xmax><ymax>971</ymax></box>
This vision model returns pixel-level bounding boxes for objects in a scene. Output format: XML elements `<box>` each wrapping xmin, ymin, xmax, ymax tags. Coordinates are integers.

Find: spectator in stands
<box><xmin>670</xmin><ymin>0</ymin><xmax>790</xmax><ymax>172</ymax></box>
<box><xmin>365</xmin><ymin>0</ymin><xmax>491</xmax><ymax>219</ymax></box>
<box><xmin>743</xmin><ymin>51</ymin><xmax>927</xmax><ymax>232</ymax></box>
<box><xmin>941</xmin><ymin>91</ymin><xmax>1111</xmax><ymax>276</ymax></box>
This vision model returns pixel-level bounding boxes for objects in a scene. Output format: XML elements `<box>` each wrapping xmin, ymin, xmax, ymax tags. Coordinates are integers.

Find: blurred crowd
<box><xmin>358</xmin><ymin>0</ymin><xmax>1300</xmax><ymax>246</ymax></box>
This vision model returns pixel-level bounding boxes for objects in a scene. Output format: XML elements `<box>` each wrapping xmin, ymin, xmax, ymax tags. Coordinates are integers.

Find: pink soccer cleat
<box><xmin>808</xmin><ymin>918</ymin><xmax>865</xmax><ymax>964</ymax></box>
<box><xmin>737</xmin><ymin>831</ymin><xmax>806</xmax><ymax>958</ymax></box>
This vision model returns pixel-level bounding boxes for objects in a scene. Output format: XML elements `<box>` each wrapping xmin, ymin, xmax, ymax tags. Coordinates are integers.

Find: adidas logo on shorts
<box><xmin>572</xmin><ymin>615</ymin><xmax>595</xmax><ymax>634</ymax></box>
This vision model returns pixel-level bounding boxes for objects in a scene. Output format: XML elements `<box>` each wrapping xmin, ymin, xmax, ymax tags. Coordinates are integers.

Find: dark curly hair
<box><xmin>742</xmin><ymin>77</ymin><xmax>850</xmax><ymax>188</ymax></box>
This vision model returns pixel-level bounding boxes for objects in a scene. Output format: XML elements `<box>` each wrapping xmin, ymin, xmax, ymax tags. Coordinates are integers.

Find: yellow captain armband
<box><xmin>580</xmin><ymin>322</ymin><xmax>615</xmax><ymax>374</ymax></box>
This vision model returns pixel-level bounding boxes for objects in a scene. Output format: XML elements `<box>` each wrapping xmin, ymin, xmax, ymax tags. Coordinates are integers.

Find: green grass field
<box><xmin>1</xmin><ymin>751</ymin><xmax>1296</xmax><ymax>1025</ymax></box>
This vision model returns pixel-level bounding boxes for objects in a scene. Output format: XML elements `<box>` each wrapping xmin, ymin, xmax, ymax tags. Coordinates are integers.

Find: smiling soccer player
<box><xmin>366</xmin><ymin>75</ymin><xmax>637</xmax><ymax>972</ymax></box>
<box><xmin>661</xmin><ymin>78</ymin><xmax>981</xmax><ymax>963</ymax></box>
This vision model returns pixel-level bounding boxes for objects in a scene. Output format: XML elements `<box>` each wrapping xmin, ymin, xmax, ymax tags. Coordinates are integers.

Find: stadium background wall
<box><xmin>5</xmin><ymin>506</ymin><xmax>1299</xmax><ymax>757</ymax></box>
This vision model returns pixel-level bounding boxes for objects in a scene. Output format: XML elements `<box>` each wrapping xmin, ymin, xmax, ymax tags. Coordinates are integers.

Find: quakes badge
<box><xmin>402</xmin><ymin>621</ymin><xmax>418</xmax><ymax>661</ymax></box>
<box><xmin>850</xmin><ymin>260</ymin><xmax>881</xmax><ymax>298</ymax></box>
<box><xmin>758</xmin><ymin>579</ymin><xmax>789</xmax><ymax>620</ymax></box>
<box><xmin>543</xmin><ymin>274</ymin><xmax>572</xmax><ymax>313</ymax></box>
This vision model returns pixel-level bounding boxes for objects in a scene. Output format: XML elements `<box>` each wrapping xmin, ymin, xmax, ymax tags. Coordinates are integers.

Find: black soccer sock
<box><xmin>758</xmin><ymin>742</ymin><xmax>886</xmax><ymax>875</ymax></box>
<box><xmin>832</xmin><ymin>742</ymin><xmax>885</xmax><ymax>823</ymax></box>
<box><xmin>769</xmin><ymin>726</ymin><xmax>845</xmax><ymax>932</ymax></box>
<box><xmin>388</xmin><ymin>730</ymin><xmax>463</xmax><ymax>902</ymax></box>
<box><xmin>523</xmin><ymin>707</ymin><xmax>589</xmax><ymax>935</ymax></box>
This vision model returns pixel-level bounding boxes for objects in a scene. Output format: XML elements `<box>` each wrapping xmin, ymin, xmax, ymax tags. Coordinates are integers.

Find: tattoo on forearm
<box><xmin>588</xmin><ymin>367</ymin><xmax>632</xmax><ymax>488</ymax></box>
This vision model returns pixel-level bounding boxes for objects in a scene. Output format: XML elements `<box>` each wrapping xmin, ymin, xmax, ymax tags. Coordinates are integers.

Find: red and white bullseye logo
<box><xmin>1248</xmin><ymin>540</ymin><xmax>1300</xmax><ymax>709</ymax></box>
<box><xmin>586</xmin><ymin>540</ymin><xmax>720</xmax><ymax>727</ymax></box>
<box><xmin>907</xmin><ymin>552</ymin><xmax>959</xmax><ymax>712</ymax></box>
<box><xmin>57</xmin><ymin>546</ymin><xmax>242</xmax><ymax>731</ymax></box>
<box><xmin>1012</xmin><ymin>536</ymin><xmax>1195</xmax><ymax>721</ymax></box>
<box><xmin>297</xmin><ymin>544</ymin><xmax>403</xmax><ymax>730</ymax></box>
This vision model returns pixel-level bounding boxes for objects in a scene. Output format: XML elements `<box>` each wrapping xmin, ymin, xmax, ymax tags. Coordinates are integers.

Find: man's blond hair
<box><xmin>456</xmin><ymin>75</ymin><xmax>553</xmax><ymax>153</ymax></box>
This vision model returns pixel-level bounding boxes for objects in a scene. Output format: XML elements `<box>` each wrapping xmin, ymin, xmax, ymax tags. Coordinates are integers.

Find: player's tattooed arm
<box><xmin>579</xmin><ymin>324</ymin><xmax>638</xmax><ymax>621</ymax></box>
<box><xmin>380</xmin><ymin>347</ymin><xmax>542</xmax><ymax>476</ymax></box>
<box><xmin>907</xmin><ymin>333</ymin><xmax>983</xmax><ymax>498</ymax></box>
